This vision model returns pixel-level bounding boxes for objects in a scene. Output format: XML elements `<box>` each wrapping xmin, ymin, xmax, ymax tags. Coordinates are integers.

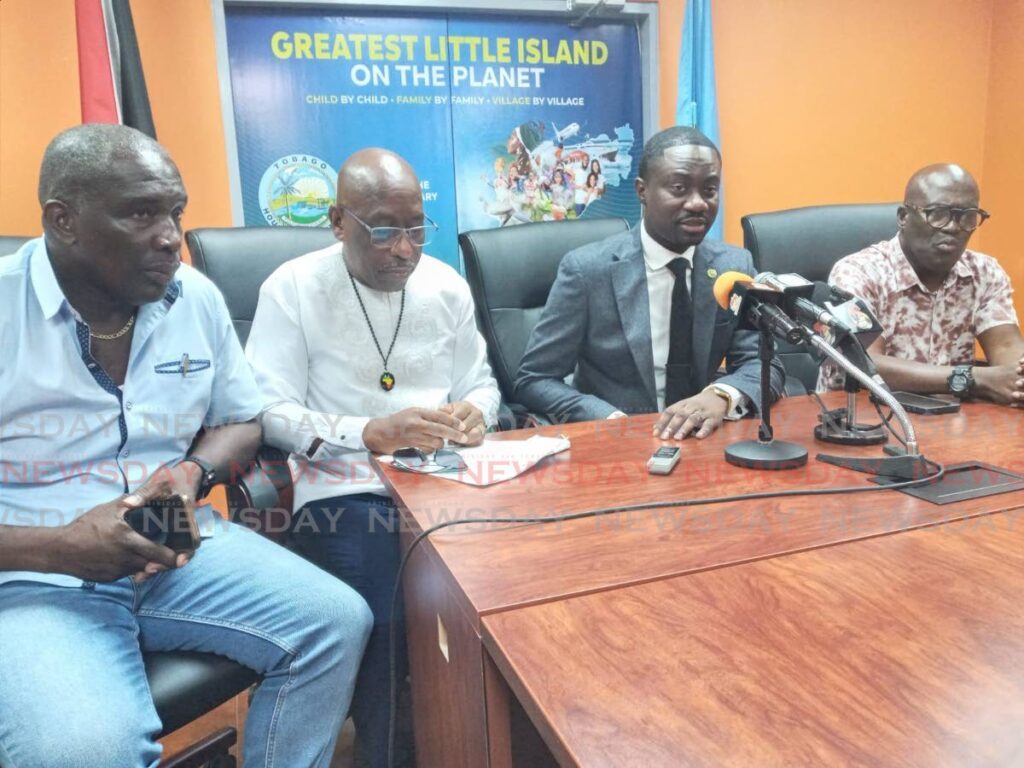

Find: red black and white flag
<box><xmin>75</xmin><ymin>0</ymin><xmax>156</xmax><ymax>137</ymax></box>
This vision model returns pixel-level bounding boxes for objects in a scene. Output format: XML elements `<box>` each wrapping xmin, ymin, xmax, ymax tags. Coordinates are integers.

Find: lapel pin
<box><xmin>707</xmin><ymin>268</ymin><xmax>718</xmax><ymax>279</ymax></box>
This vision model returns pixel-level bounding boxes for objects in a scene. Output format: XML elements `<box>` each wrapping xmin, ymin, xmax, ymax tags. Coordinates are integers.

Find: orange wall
<box><xmin>659</xmin><ymin>0</ymin><xmax>996</xmax><ymax>246</ymax></box>
<box><xmin>981</xmin><ymin>0</ymin><xmax>1024</xmax><ymax>312</ymax></box>
<box><xmin>0</xmin><ymin>0</ymin><xmax>231</xmax><ymax>237</ymax></box>
<box><xmin>131</xmin><ymin>0</ymin><xmax>234</xmax><ymax>229</ymax></box>
<box><xmin>0</xmin><ymin>0</ymin><xmax>80</xmax><ymax>236</ymax></box>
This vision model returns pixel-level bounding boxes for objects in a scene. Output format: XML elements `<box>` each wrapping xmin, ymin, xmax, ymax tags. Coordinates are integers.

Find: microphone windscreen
<box><xmin>810</xmin><ymin>280</ymin><xmax>833</xmax><ymax>307</ymax></box>
<box><xmin>712</xmin><ymin>271</ymin><xmax>754</xmax><ymax>310</ymax></box>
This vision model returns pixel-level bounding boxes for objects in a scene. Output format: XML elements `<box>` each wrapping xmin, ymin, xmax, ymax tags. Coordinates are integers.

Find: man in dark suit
<box><xmin>515</xmin><ymin>126</ymin><xmax>784</xmax><ymax>439</ymax></box>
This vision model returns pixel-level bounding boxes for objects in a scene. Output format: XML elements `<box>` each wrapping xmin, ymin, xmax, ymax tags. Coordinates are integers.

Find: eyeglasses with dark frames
<box><xmin>341</xmin><ymin>207</ymin><xmax>439</xmax><ymax>248</ymax></box>
<box><xmin>392</xmin><ymin>447</ymin><xmax>467</xmax><ymax>473</ymax></box>
<box><xmin>905</xmin><ymin>204</ymin><xmax>990</xmax><ymax>232</ymax></box>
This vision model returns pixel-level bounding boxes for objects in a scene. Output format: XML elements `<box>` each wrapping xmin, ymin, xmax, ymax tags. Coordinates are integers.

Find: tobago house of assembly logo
<box><xmin>259</xmin><ymin>154</ymin><xmax>337</xmax><ymax>226</ymax></box>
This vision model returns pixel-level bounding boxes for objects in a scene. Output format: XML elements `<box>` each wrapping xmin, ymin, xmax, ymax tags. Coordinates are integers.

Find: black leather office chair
<box><xmin>1</xmin><ymin>234</ymin><xmax>290</xmax><ymax>767</ymax></box>
<box><xmin>740</xmin><ymin>203</ymin><xmax>900</xmax><ymax>393</ymax></box>
<box><xmin>742</xmin><ymin>203</ymin><xmax>900</xmax><ymax>281</ymax></box>
<box><xmin>186</xmin><ymin>225</ymin><xmax>336</xmax><ymax>538</ymax></box>
<box><xmin>460</xmin><ymin>217</ymin><xmax>631</xmax><ymax>424</ymax></box>
<box><xmin>186</xmin><ymin>226</ymin><xmax>337</xmax><ymax>346</ymax></box>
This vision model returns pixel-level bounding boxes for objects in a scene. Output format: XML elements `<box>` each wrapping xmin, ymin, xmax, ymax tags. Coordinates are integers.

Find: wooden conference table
<box><xmin>374</xmin><ymin>394</ymin><xmax>1024</xmax><ymax>767</ymax></box>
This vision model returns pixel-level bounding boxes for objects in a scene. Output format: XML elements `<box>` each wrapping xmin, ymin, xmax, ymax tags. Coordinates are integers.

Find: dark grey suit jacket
<box><xmin>514</xmin><ymin>228</ymin><xmax>785</xmax><ymax>423</ymax></box>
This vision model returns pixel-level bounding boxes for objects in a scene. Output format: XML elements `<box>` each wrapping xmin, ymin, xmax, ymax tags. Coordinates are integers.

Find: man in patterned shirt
<box><xmin>819</xmin><ymin>163</ymin><xmax>1024</xmax><ymax>404</ymax></box>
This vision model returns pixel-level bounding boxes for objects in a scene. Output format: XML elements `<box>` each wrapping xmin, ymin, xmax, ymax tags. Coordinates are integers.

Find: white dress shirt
<box><xmin>639</xmin><ymin>222</ymin><xmax>746</xmax><ymax>415</ymax></box>
<box><xmin>245</xmin><ymin>243</ymin><xmax>500</xmax><ymax>508</ymax></box>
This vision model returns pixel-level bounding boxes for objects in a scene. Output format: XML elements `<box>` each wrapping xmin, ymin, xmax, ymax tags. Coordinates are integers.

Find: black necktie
<box><xmin>664</xmin><ymin>258</ymin><xmax>696</xmax><ymax>406</ymax></box>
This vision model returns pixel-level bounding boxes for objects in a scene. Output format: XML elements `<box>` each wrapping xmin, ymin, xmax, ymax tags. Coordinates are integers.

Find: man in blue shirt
<box><xmin>0</xmin><ymin>124</ymin><xmax>371</xmax><ymax>767</ymax></box>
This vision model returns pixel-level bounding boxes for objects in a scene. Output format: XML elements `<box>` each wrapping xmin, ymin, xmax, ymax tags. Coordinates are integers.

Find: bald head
<box><xmin>39</xmin><ymin>123</ymin><xmax>176</xmax><ymax>209</ymax></box>
<box><xmin>904</xmin><ymin>163</ymin><xmax>979</xmax><ymax>207</ymax></box>
<box><xmin>336</xmin><ymin>148</ymin><xmax>419</xmax><ymax>208</ymax></box>
<box><xmin>330</xmin><ymin>148</ymin><xmax>425</xmax><ymax>291</ymax></box>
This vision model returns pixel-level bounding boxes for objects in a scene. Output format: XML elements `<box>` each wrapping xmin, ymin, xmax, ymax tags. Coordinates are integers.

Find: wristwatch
<box><xmin>179</xmin><ymin>455</ymin><xmax>217</xmax><ymax>499</ymax></box>
<box><xmin>705</xmin><ymin>384</ymin><xmax>734</xmax><ymax>410</ymax></box>
<box><xmin>947</xmin><ymin>365</ymin><xmax>975</xmax><ymax>400</ymax></box>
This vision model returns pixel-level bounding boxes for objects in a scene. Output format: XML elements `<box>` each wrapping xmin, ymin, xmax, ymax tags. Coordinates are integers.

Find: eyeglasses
<box><xmin>341</xmin><ymin>207</ymin><xmax>438</xmax><ymax>248</ymax></box>
<box><xmin>905</xmin><ymin>204</ymin><xmax>990</xmax><ymax>232</ymax></box>
<box><xmin>392</xmin><ymin>447</ymin><xmax>467</xmax><ymax>473</ymax></box>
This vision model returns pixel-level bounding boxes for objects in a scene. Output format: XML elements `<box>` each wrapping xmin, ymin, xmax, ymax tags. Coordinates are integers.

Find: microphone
<box><xmin>753</xmin><ymin>272</ymin><xmax>840</xmax><ymax>329</ymax></box>
<box><xmin>809</xmin><ymin>280</ymin><xmax>885</xmax><ymax>384</ymax></box>
<box><xmin>717</xmin><ymin>270</ymin><xmax>888</xmax><ymax>390</ymax></box>
<box><xmin>751</xmin><ymin>272</ymin><xmax>884</xmax><ymax>365</ymax></box>
<box><xmin>713</xmin><ymin>272</ymin><xmax>923</xmax><ymax>461</ymax></box>
<box><xmin>712</xmin><ymin>271</ymin><xmax>809</xmax><ymax>345</ymax></box>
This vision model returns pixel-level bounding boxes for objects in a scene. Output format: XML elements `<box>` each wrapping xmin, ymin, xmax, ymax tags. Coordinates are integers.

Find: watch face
<box><xmin>950</xmin><ymin>372</ymin><xmax>969</xmax><ymax>393</ymax></box>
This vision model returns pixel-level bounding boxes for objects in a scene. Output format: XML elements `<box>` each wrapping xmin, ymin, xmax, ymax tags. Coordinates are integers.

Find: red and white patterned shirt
<box><xmin>818</xmin><ymin>236</ymin><xmax>1018</xmax><ymax>391</ymax></box>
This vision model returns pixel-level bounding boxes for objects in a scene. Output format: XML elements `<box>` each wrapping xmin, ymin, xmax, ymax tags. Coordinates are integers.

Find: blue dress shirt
<box><xmin>0</xmin><ymin>239</ymin><xmax>263</xmax><ymax>587</ymax></box>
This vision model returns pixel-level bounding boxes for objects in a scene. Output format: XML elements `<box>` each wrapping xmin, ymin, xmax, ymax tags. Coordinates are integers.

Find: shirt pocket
<box><xmin>138</xmin><ymin>357</ymin><xmax>215</xmax><ymax>419</ymax></box>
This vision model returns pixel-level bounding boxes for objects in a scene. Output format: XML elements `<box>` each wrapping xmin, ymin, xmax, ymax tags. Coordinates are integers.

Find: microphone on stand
<box><xmin>712</xmin><ymin>270</ymin><xmax>929</xmax><ymax>478</ymax></box>
<box><xmin>711</xmin><ymin>271</ymin><xmax>812</xmax><ymax>346</ymax></box>
<box><xmin>711</xmin><ymin>271</ymin><xmax>809</xmax><ymax>470</ymax></box>
<box><xmin>754</xmin><ymin>272</ymin><xmax>885</xmax><ymax>385</ymax></box>
<box><xmin>752</xmin><ymin>272</ymin><xmax>842</xmax><ymax>330</ymax></box>
<box><xmin>765</xmin><ymin>274</ymin><xmax>882</xmax><ymax>384</ymax></box>
<box><xmin>804</xmin><ymin>279</ymin><xmax>891</xmax><ymax>444</ymax></box>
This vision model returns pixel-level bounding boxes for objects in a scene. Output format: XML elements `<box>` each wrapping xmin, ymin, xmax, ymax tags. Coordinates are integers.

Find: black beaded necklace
<box><xmin>347</xmin><ymin>269</ymin><xmax>405</xmax><ymax>391</ymax></box>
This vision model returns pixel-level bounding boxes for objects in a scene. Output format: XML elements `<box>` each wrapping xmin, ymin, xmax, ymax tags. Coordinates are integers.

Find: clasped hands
<box><xmin>362</xmin><ymin>401</ymin><xmax>486</xmax><ymax>454</ymax></box>
<box><xmin>974</xmin><ymin>356</ymin><xmax>1024</xmax><ymax>406</ymax></box>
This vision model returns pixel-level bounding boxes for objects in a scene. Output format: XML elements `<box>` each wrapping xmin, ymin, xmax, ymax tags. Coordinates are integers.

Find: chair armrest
<box><xmin>225</xmin><ymin>446</ymin><xmax>293</xmax><ymax>542</ymax></box>
<box><xmin>783</xmin><ymin>375</ymin><xmax>809</xmax><ymax>397</ymax></box>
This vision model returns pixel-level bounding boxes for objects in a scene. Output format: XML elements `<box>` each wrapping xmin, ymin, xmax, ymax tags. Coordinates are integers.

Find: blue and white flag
<box><xmin>677</xmin><ymin>0</ymin><xmax>723</xmax><ymax>240</ymax></box>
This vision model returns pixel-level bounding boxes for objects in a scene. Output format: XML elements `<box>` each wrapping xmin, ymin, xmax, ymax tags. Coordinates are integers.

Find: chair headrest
<box><xmin>185</xmin><ymin>226</ymin><xmax>338</xmax><ymax>344</ymax></box>
<box><xmin>741</xmin><ymin>203</ymin><xmax>900</xmax><ymax>283</ymax></box>
<box><xmin>459</xmin><ymin>217</ymin><xmax>630</xmax><ymax>309</ymax></box>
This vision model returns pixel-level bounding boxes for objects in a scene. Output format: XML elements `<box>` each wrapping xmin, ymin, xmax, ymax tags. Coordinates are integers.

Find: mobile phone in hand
<box><xmin>124</xmin><ymin>493</ymin><xmax>201</xmax><ymax>553</ymax></box>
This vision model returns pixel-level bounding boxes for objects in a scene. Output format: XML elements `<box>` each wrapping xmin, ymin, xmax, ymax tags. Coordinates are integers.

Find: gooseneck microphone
<box><xmin>730</xmin><ymin>270</ymin><xmax>889</xmax><ymax>391</ymax></box>
<box><xmin>712</xmin><ymin>270</ymin><xmax>921</xmax><ymax>459</ymax></box>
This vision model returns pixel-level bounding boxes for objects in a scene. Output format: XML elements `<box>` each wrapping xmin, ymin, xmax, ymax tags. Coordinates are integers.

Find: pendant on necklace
<box><xmin>380</xmin><ymin>371</ymin><xmax>396</xmax><ymax>391</ymax></box>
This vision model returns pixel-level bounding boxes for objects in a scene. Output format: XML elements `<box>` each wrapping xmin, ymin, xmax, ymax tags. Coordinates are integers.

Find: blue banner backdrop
<box><xmin>225</xmin><ymin>7</ymin><xmax>643</xmax><ymax>270</ymax></box>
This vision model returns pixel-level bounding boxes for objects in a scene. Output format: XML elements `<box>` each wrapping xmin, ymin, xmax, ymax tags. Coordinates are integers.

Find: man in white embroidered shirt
<box><xmin>246</xmin><ymin>148</ymin><xmax>500</xmax><ymax>767</ymax></box>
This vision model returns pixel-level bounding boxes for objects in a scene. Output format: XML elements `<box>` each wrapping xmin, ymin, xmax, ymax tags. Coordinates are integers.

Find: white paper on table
<box><xmin>379</xmin><ymin>435</ymin><xmax>570</xmax><ymax>486</ymax></box>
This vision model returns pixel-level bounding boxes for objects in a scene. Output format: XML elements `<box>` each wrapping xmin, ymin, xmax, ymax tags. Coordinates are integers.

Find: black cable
<box><xmin>385</xmin><ymin>458</ymin><xmax>945</xmax><ymax>767</ymax></box>
<box><xmin>871</xmin><ymin>396</ymin><xmax>908</xmax><ymax>449</ymax></box>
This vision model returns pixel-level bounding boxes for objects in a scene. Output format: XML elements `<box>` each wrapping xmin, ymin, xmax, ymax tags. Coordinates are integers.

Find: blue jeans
<box><xmin>0</xmin><ymin>522</ymin><xmax>372</xmax><ymax>768</ymax></box>
<box><xmin>291</xmin><ymin>494</ymin><xmax>409</xmax><ymax>768</ymax></box>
